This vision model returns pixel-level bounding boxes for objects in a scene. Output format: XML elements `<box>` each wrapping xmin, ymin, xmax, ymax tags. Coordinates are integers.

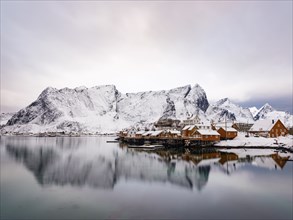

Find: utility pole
<box><xmin>225</xmin><ymin>114</ymin><xmax>227</xmax><ymax>140</ymax></box>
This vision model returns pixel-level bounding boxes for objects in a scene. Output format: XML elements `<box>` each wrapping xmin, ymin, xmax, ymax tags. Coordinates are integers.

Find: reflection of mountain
<box><xmin>6</xmin><ymin>144</ymin><xmax>59</xmax><ymax>185</ymax></box>
<box><xmin>4</xmin><ymin>137</ymin><xmax>291</xmax><ymax>191</ymax></box>
<box><xmin>5</xmin><ymin>141</ymin><xmax>210</xmax><ymax>191</ymax></box>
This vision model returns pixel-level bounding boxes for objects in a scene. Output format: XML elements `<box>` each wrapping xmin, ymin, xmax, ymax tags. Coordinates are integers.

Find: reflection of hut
<box><xmin>219</xmin><ymin>153</ymin><xmax>239</xmax><ymax>165</ymax></box>
<box><xmin>195</xmin><ymin>152</ymin><xmax>221</xmax><ymax>166</ymax></box>
<box><xmin>218</xmin><ymin>153</ymin><xmax>240</xmax><ymax>174</ymax></box>
<box><xmin>217</xmin><ymin>127</ymin><xmax>237</xmax><ymax>140</ymax></box>
<box><xmin>271</xmin><ymin>154</ymin><xmax>290</xmax><ymax>169</ymax></box>
<box><xmin>252</xmin><ymin>154</ymin><xmax>290</xmax><ymax>170</ymax></box>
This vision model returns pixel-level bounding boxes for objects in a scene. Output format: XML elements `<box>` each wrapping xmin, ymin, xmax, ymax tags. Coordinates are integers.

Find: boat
<box><xmin>128</xmin><ymin>144</ymin><xmax>164</xmax><ymax>150</ymax></box>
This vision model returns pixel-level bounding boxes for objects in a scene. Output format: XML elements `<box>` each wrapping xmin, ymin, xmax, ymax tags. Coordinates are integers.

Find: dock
<box><xmin>119</xmin><ymin>136</ymin><xmax>217</xmax><ymax>147</ymax></box>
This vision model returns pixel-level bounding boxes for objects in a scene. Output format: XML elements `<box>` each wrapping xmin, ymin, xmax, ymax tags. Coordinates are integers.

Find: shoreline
<box><xmin>1</xmin><ymin>133</ymin><xmax>292</xmax><ymax>152</ymax></box>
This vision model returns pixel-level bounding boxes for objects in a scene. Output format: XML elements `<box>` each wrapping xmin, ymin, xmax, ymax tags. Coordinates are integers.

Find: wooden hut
<box><xmin>135</xmin><ymin>131</ymin><xmax>146</xmax><ymax>138</ymax></box>
<box><xmin>217</xmin><ymin>127</ymin><xmax>238</xmax><ymax>140</ymax></box>
<box><xmin>249</xmin><ymin>119</ymin><xmax>288</xmax><ymax>138</ymax></box>
<box><xmin>163</xmin><ymin>130</ymin><xmax>181</xmax><ymax>138</ymax></box>
<box><xmin>194</xmin><ymin>129</ymin><xmax>220</xmax><ymax>141</ymax></box>
<box><xmin>182</xmin><ymin>125</ymin><xmax>197</xmax><ymax>137</ymax></box>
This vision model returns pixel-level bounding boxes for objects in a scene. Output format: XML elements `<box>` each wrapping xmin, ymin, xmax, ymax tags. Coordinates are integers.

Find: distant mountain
<box><xmin>1</xmin><ymin>84</ymin><xmax>209</xmax><ymax>134</ymax></box>
<box><xmin>206</xmin><ymin>98</ymin><xmax>254</xmax><ymax>123</ymax></box>
<box><xmin>253</xmin><ymin>103</ymin><xmax>292</xmax><ymax>127</ymax></box>
<box><xmin>253</xmin><ymin>103</ymin><xmax>275</xmax><ymax>121</ymax></box>
<box><xmin>249</xmin><ymin>107</ymin><xmax>259</xmax><ymax>118</ymax></box>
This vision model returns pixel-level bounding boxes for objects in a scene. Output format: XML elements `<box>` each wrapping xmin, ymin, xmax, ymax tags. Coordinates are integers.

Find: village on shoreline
<box><xmin>118</xmin><ymin>115</ymin><xmax>293</xmax><ymax>151</ymax></box>
<box><xmin>1</xmin><ymin>115</ymin><xmax>292</xmax><ymax>152</ymax></box>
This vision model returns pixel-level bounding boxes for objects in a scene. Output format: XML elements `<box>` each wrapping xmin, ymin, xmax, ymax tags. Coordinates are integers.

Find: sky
<box><xmin>1</xmin><ymin>1</ymin><xmax>292</xmax><ymax>113</ymax></box>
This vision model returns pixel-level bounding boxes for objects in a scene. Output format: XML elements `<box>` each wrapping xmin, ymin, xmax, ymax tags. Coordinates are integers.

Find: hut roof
<box><xmin>150</xmin><ymin>130</ymin><xmax>164</xmax><ymax>137</ymax></box>
<box><xmin>197</xmin><ymin>129</ymin><xmax>220</xmax><ymax>136</ymax></box>
<box><xmin>218</xmin><ymin>127</ymin><xmax>237</xmax><ymax>132</ymax></box>
<box><xmin>249</xmin><ymin>119</ymin><xmax>280</xmax><ymax>132</ymax></box>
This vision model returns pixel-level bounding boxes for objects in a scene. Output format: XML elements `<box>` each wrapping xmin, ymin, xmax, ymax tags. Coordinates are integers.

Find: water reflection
<box><xmin>2</xmin><ymin>137</ymin><xmax>292</xmax><ymax>191</ymax></box>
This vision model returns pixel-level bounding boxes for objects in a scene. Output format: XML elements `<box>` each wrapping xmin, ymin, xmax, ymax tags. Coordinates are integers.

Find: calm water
<box><xmin>1</xmin><ymin>136</ymin><xmax>292</xmax><ymax>220</ymax></box>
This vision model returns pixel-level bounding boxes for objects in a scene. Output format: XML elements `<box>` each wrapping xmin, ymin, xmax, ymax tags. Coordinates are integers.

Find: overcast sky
<box><xmin>1</xmin><ymin>1</ymin><xmax>292</xmax><ymax>113</ymax></box>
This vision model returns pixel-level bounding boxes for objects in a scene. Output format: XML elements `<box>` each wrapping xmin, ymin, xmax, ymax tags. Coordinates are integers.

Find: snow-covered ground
<box><xmin>215</xmin><ymin>132</ymin><xmax>293</xmax><ymax>150</ymax></box>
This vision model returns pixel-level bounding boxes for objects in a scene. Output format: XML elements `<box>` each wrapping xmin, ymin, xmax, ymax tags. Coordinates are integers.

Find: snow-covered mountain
<box><xmin>249</xmin><ymin>107</ymin><xmax>259</xmax><ymax>118</ymax></box>
<box><xmin>206</xmin><ymin>98</ymin><xmax>254</xmax><ymax>123</ymax></box>
<box><xmin>1</xmin><ymin>84</ymin><xmax>291</xmax><ymax>135</ymax></box>
<box><xmin>2</xmin><ymin>84</ymin><xmax>209</xmax><ymax>134</ymax></box>
<box><xmin>253</xmin><ymin>103</ymin><xmax>275</xmax><ymax>121</ymax></box>
<box><xmin>253</xmin><ymin>103</ymin><xmax>292</xmax><ymax>127</ymax></box>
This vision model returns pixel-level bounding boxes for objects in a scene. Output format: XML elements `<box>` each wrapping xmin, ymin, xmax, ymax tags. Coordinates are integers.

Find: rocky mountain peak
<box><xmin>216</xmin><ymin>98</ymin><xmax>231</xmax><ymax>106</ymax></box>
<box><xmin>206</xmin><ymin>98</ymin><xmax>253</xmax><ymax>123</ymax></box>
<box><xmin>253</xmin><ymin>103</ymin><xmax>275</xmax><ymax>120</ymax></box>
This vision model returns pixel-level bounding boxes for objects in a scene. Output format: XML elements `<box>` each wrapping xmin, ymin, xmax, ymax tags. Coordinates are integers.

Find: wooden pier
<box><xmin>119</xmin><ymin>136</ymin><xmax>218</xmax><ymax>147</ymax></box>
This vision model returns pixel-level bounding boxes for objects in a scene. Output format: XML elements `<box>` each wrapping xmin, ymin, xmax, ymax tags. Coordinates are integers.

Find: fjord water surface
<box><xmin>0</xmin><ymin>136</ymin><xmax>292</xmax><ymax>219</ymax></box>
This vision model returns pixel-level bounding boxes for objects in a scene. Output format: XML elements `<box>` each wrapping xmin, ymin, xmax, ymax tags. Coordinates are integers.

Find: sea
<box><xmin>1</xmin><ymin>136</ymin><xmax>292</xmax><ymax>219</ymax></box>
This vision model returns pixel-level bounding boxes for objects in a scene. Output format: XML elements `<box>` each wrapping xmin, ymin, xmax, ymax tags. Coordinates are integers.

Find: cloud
<box><xmin>1</xmin><ymin>1</ymin><xmax>292</xmax><ymax>112</ymax></box>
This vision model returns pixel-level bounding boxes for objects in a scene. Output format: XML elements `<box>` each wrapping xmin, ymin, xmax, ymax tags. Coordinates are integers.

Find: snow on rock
<box><xmin>159</xmin><ymin>97</ymin><xmax>176</xmax><ymax>120</ymax></box>
<box><xmin>253</xmin><ymin>103</ymin><xmax>275</xmax><ymax>120</ymax></box>
<box><xmin>1</xmin><ymin>84</ymin><xmax>209</xmax><ymax>134</ymax></box>
<box><xmin>0</xmin><ymin>112</ymin><xmax>15</xmax><ymax>126</ymax></box>
<box><xmin>206</xmin><ymin>98</ymin><xmax>254</xmax><ymax>123</ymax></box>
<box><xmin>249</xmin><ymin>107</ymin><xmax>259</xmax><ymax>117</ymax></box>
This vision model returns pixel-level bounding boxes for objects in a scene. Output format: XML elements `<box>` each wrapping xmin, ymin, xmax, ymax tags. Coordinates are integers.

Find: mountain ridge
<box><xmin>2</xmin><ymin>84</ymin><xmax>209</xmax><ymax>134</ymax></box>
<box><xmin>1</xmin><ymin>84</ymin><xmax>292</xmax><ymax>134</ymax></box>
